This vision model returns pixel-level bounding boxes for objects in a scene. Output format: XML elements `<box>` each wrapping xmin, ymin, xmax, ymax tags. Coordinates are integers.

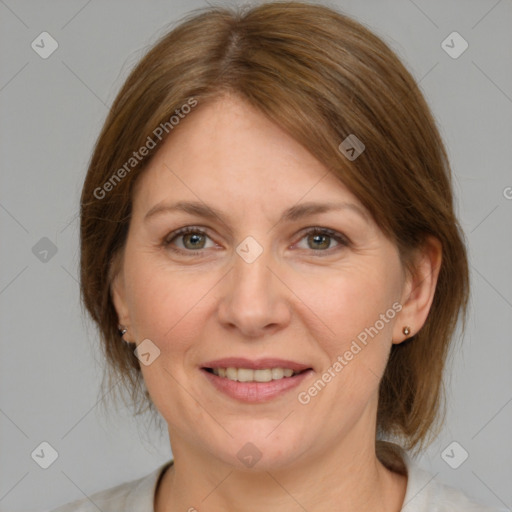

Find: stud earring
<box><xmin>402</xmin><ymin>326</ymin><xmax>411</xmax><ymax>336</ymax></box>
<box><xmin>118</xmin><ymin>325</ymin><xmax>128</xmax><ymax>337</ymax></box>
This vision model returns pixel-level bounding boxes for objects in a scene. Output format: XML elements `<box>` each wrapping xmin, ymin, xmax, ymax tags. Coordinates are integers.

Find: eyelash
<box><xmin>163</xmin><ymin>226</ymin><xmax>350</xmax><ymax>257</ymax></box>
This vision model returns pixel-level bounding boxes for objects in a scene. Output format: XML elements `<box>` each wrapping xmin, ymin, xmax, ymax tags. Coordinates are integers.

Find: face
<box><xmin>112</xmin><ymin>94</ymin><xmax>415</xmax><ymax>470</ymax></box>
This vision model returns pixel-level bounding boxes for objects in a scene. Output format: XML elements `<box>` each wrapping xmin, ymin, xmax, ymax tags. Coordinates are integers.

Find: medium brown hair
<box><xmin>80</xmin><ymin>1</ymin><xmax>469</xmax><ymax>471</ymax></box>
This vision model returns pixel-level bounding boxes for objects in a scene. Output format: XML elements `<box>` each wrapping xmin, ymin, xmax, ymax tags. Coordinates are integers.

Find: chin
<box><xmin>218</xmin><ymin>432</ymin><xmax>306</xmax><ymax>472</ymax></box>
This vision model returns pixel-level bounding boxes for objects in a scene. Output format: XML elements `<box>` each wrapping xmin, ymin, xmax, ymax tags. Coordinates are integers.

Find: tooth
<box><xmin>254</xmin><ymin>369</ymin><xmax>273</xmax><ymax>382</ymax></box>
<box><xmin>237</xmin><ymin>368</ymin><xmax>254</xmax><ymax>382</ymax></box>
<box><xmin>226</xmin><ymin>367</ymin><xmax>238</xmax><ymax>381</ymax></box>
<box><xmin>271</xmin><ymin>368</ymin><xmax>284</xmax><ymax>379</ymax></box>
<box><xmin>216</xmin><ymin>367</ymin><xmax>300</xmax><ymax>381</ymax></box>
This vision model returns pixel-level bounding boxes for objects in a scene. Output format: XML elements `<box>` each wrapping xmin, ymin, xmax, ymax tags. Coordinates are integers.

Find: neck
<box><xmin>155</xmin><ymin>426</ymin><xmax>407</xmax><ymax>512</ymax></box>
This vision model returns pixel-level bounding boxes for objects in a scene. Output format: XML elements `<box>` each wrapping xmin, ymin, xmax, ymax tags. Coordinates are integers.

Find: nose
<box><xmin>216</xmin><ymin>247</ymin><xmax>291</xmax><ymax>339</ymax></box>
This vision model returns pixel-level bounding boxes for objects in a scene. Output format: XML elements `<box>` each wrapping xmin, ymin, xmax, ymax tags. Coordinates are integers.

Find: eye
<box><xmin>163</xmin><ymin>226</ymin><xmax>350</xmax><ymax>257</ymax></box>
<box><xmin>163</xmin><ymin>227</ymin><xmax>216</xmax><ymax>255</ymax></box>
<box><xmin>294</xmin><ymin>227</ymin><xmax>349</xmax><ymax>255</ymax></box>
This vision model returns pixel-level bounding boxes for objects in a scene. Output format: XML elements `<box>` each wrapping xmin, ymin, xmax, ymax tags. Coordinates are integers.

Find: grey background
<box><xmin>0</xmin><ymin>0</ymin><xmax>511</xmax><ymax>510</ymax></box>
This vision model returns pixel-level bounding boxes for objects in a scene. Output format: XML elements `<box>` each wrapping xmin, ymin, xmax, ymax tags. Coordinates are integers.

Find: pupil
<box><xmin>185</xmin><ymin>233</ymin><xmax>203</xmax><ymax>249</ymax></box>
<box><xmin>310</xmin><ymin>234</ymin><xmax>329</xmax><ymax>249</ymax></box>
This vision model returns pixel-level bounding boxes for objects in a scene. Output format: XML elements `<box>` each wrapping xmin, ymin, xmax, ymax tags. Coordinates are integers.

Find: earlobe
<box><xmin>392</xmin><ymin>236</ymin><xmax>442</xmax><ymax>344</ymax></box>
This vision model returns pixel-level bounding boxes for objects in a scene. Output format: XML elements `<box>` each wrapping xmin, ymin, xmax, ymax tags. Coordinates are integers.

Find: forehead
<box><xmin>132</xmin><ymin>94</ymin><xmax>364</xmax><ymax>218</ymax></box>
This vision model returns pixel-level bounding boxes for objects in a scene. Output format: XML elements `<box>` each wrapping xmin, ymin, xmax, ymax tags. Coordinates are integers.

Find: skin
<box><xmin>112</xmin><ymin>93</ymin><xmax>441</xmax><ymax>512</ymax></box>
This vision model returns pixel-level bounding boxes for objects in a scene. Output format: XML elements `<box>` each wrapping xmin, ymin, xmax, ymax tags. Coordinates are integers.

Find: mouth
<box><xmin>200</xmin><ymin>358</ymin><xmax>313</xmax><ymax>402</ymax></box>
<box><xmin>202</xmin><ymin>367</ymin><xmax>308</xmax><ymax>382</ymax></box>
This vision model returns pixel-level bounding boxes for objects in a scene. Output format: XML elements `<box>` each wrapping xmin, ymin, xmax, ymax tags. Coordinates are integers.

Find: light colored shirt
<box><xmin>49</xmin><ymin>457</ymin><xmax>507</xmax><ymax>511</ymax></box>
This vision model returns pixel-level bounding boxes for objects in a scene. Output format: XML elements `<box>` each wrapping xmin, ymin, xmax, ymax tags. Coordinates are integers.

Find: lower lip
<box><xmin>201</xmin><ymin>368</ymin><xmax>313</xmax><ymax>403</ymax></box>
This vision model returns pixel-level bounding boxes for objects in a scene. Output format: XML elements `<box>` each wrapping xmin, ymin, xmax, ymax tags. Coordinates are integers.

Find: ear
<box><xmin>392</xmin><ymin>235</ymin><xmax>442</xmax><ymax>344</ymax></box>
<box><xmin>110</xmin><ymin>256</ymin><xmax>131</xmax><ymax>332</ymax></box>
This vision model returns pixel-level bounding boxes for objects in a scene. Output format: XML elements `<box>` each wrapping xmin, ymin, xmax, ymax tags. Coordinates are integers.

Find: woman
<box><xmin>51</xmin><ymin>2</ymin><xmax>504</xmax><ymax>511</ymax></box>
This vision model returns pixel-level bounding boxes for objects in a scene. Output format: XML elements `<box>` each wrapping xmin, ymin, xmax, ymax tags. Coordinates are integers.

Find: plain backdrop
<box><xmin>0</xmin><ymin>0</ymin><xmax>511</xmax><ymax>511</ymax></box>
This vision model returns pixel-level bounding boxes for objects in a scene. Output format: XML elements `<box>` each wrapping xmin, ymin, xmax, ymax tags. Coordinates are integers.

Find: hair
<box><xmin>79</xmin><ymin>0</ymin><xmax>469</xmax><ymax>473</ymax></box>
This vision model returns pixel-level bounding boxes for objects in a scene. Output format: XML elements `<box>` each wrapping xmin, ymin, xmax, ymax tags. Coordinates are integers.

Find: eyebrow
<box><xmin>144</xmin><ymin>200</ymin><xmax>369</xmax><ymax>226</ymax></box>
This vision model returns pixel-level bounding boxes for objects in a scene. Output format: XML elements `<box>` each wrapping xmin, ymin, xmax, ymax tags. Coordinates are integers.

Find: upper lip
<box><xmin>201</xmin><ymin>358</ymin><xmax>312</xmax><ymax>372</ymax></box>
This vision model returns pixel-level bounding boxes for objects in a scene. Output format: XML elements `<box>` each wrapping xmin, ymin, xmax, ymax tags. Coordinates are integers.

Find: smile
<box><xmin>201</xmin><ymin>362</ymin><xmax>313</xmax><ymax>402</ymax></box>
<box><xmin>207</xmin><ymin>367</ymin><xmax>303</xmax><ymax>382</ymax></box>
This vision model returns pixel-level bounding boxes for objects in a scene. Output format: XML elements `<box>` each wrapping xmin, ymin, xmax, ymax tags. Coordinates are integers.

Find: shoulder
<box><xmin>48</xmin><ymin>460</ymin><xmax>173</xmax><ymax>512</ymax></box>
<box><xmin>402</xmin><ymin>456</ymin><xmax>506</xmax><ymax>512</ymax></box>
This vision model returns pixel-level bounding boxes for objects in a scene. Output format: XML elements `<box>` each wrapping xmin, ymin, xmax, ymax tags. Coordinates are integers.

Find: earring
<box><xmin>402</xmin><ymin>326</ymin><xmax>411</xmax><ymax>336</ymax></box>
<box><xmin>118</xmin><ymin>325</ymin><xmax>128</xmax><ymax>337</ymax></box>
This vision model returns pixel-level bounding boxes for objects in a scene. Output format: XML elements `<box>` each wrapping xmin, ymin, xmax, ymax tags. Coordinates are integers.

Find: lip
<box><xmin>201</xmin><ymin>357</ymin><xmax>311</xmax><ymax>372</ymax></box>
<box><xmin>201</xmin><ymin>367</ymin><xmax>314</xmax><ymax>403</ymax></box>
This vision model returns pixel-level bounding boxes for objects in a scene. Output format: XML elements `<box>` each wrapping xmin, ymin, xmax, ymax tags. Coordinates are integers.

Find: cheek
<box><xmin>294</xmin><ymin>270</ymin><xmax>398</xmax><ymax>418</ymax></box>
<box><xmin>293</xmin><ymin>260</ymin><xmax>402</xmax><ymax>411</ymax></box>
<box><xmin>124</xmin><ymin>251</ymin><xmax>217</xmax><ymax>348</ymax></box>
<box><xmin>301</xmin><ymin>264</ymin><xmax>398</xmax><ymax>347</ymax></box>
<box><xmin>124</xmin><ymin>254</ymin><xmax>215</xmax><ymax>414</ymax></box>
